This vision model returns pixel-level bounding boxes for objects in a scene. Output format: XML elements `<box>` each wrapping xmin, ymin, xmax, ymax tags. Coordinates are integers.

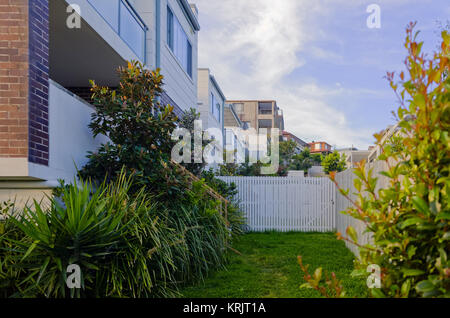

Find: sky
<box><xmin>193</xmin><ymin>0</ymin><xmax>450</xmax><ymax>150</ymax></box>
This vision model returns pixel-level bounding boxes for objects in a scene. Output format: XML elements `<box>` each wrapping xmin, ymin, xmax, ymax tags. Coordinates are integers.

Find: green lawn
<box><xmin>180</xmin><ymin>232</ymin><xmax>368</xmax><ymax>298</ymax></box>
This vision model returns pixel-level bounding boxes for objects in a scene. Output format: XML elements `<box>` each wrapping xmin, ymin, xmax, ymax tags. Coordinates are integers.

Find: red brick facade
<box><xmin>0</xmin><ymin>0</ymin><xmax>29</xmax><ymax>158</ymax></box>
<box><xmin>0</xmin><ymin>0</ymin><xmax>49</xmax><ymax>165</ymax></box>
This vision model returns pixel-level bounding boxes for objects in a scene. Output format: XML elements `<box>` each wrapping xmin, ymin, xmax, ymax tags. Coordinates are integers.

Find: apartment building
<box><xmin>226</xmin><ymin>100</ymin><xmax>285</xmax><ymax>133</ymax></box>
<box><xmin>0</xmin><ymin>0</ymin><xmax>199</xmax><ymax>204</ymax></box>
<box><xmin>309</xmin><ymin>141</ymin><xmax>333</xmax><ymax>155</ymax></box>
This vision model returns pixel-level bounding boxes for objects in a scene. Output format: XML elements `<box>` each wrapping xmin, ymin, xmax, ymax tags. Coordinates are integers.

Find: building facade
<box><xmin>0</xmin><ymin>0</ymin><xmax>199</xmax><ymax>204</ymax></box>
<box><xmin>197</xmin><ymin>68</ymin><xmax>225</xmax><ymax>168</ymax></box>
<box><xmin>197</xmin><ymin>68</ymin><xmax>224</xmax><ymax>136</ymax></box>
<box><xmin>337</xmin><ymin>147</ymin><xmax>371</xmax><ymax>168</ymax></box>
<box><xmin>308</xmin><ymin>141</ymin><xmax>333</xmax><ymax>155</ymax></box>
<box><xmin>281</xmin><ymin>131</ymin><xmax>308</xmax><ymax>154</ymax></box>
<box><xmin>226</xmin><ymin>100</ymin><xmax>285</xmax><ymax>133</ymax></box>
<box><xmin>223</xmin><ymin>103</ymin><xmax>246</xmax><ymax>164</ymax></box>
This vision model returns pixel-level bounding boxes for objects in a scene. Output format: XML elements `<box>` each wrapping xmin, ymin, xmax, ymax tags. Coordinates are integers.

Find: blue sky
<box><xmin>194</xmin><ymin>0</ymin><xmax>450</xmax><ymax>149</ymax></box>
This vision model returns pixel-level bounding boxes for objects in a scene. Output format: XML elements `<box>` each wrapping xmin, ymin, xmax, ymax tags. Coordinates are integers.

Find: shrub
<box><xmin>79</xmin><ymin>61</ymin><xmax>182</xmax><ymax>201</ymax></box>
<box><xmin>0</xmin><ymin>173</ymin><xmax>179</xmax><ymax>298</ymax></box>
<box><xmin>76</xmin><ymin>61</ymin><xmax>243</xmax><ymax>294</ymax></box>
<box><xmin>201</xmin><ymin>169</ymin><xmax>246</xmax><ymax>239</ymax></box>
<box><xmin>300</xmin><ymin>24</ymin><xmax>450</xmax><ymax>298</ymax></box>
<box><xmin>322</xmin><ymin>151</ymin><xmax>347</xmax><ymax>175</ymax></box>
<box><xmin>176</xmin><ymin>108</ymin><xmax>211</xmax><ymax>176</ymax></box>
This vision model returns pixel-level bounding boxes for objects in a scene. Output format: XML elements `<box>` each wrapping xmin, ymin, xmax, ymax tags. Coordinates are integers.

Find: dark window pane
<box><xmin>167</xmin><ymin>7</ymin><xmax>173</xmax><ymax>49</ymax></box>
<box><xmin>258</xmin><ymin>119</ymin><xmax>272</xmax><ymax>128</ymax></box>
<box><xmin>258</xmin><ymin>102</ymin><xmax>272</xmax><ymax>114</ymax></box>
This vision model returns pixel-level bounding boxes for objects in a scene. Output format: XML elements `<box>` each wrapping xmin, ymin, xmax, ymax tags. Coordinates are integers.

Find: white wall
<box><xmin>28</xmin><ymin>81</ymin><xmax>108</xmax><ymax>183</ymax></box>
<box><xmin>197</xmin><ymin>69</ymin><xmax>223</xmax><ymax>132</ymax></box>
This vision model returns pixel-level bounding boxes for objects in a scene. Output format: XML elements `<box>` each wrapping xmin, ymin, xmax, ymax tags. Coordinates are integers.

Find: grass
<box><xmin>180</xmin><ymin>232</ymin><xmax>369</xmax><ymax>298</ymax></box>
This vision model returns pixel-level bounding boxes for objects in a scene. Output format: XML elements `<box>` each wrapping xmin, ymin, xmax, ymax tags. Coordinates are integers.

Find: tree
<box><xmin>322</xmin><ymin>151</ymin><xmax>347</xmax><ymax>174</ymax></box>
<box><xmin>79</xmin><ymin>61</ymin><xmax>183</xmax><ymax>200</ymax></box>
<box><xmin>177</xmin><ymin>108</ymin><xmax>211</xmax><ymax>176</ymax></box>
<box><xmin>289</xmin><ymin>148</ymin><xmax>316</xmax><ymax>172</ymax></box>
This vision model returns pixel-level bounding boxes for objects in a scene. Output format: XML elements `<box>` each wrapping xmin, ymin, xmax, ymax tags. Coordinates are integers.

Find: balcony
<box><xmin>88</xmin><ymin>0</ymin><xmax>147</xmax><ymax>62</ymax></box>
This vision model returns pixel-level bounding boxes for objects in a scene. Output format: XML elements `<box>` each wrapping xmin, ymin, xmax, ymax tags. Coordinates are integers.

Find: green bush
<box><xmin>322</xmin><ymin>151</ymin><xmax>347</xmax><ymax>175</ymax></box>
<box><xmin>0</xmin><ymin>169</ymin><xmax>241</xmax><ymax>298</ymax></box>
<box><xmin>73</xmin><ymin>61</ymin><xmax>244</xmax><ymax>295</ymax></box>
<box><xmin>300</xmin><ymin>24</ymin><xmax>450</xmax><ymax>298</ymax></box>
<box><xmin>201</xmin><ymin>169</ymin><xmax>246</xmax><ymax>239</ymax></box>
<box><xmin>0</xmin><ymin>173</ymin><xmax>178</xmax><ymax>298</ymax></box>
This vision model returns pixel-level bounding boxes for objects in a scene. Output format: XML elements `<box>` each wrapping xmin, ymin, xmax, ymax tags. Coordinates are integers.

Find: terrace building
<box><xmin>0</xmin><ymin>0</ymin><xmax>200</xmax><ymax>204</ymax></box>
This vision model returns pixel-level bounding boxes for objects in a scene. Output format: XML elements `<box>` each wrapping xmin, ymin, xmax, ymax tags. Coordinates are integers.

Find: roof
<box><xmin>309</xmin><ymin>141</ymin><xmax>332</xmax><ymax>145</ymax></box>
<box><xmin>209</xmin><ymin>74</ymin><xmax>226</xmax><ymax>101</ymax></box>
<box><xmin>282</xmin><ymin>131</ymin><xmax>308</xmax><ymax>147</ymax></box>
<box><xmin>179</xmin><ymin>0</ymin><xmax>201</xmax><ymax>31</ymax></box>
<box><xmin>226</xmin><ymin>100</ymin><xmax>277</xmax><ymax>103</ymax></box>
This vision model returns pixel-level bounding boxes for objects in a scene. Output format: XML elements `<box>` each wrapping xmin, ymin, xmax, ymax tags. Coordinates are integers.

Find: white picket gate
<box><xmin>218</xmin><ymin>176</ymin><xmax>336</xmax><ymax>232</ymax></box>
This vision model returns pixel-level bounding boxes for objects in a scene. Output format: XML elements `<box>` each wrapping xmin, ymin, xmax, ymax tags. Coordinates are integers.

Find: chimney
<box><xmin>190</xmin><ymin>4</ymin><xmax>198</xmax><ymax>17</ymax></box>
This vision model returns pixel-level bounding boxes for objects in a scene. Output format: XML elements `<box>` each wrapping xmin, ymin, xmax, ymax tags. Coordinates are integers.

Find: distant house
<box><xmin>309</xmin><ymin>141</ymin><xmax>333</xmax><ymax>155</ymax></box>
<box><xmin>337</xmin><ymin>148</ymin><xmax>371</xmax><ymax>168</ymax></box>
<box><xmin>281</xmin><ymin>131</ymin><xmax>308</xmax><ymax>154</ymax></box>
<box><xmin>197</xmin><ymin>68</ymin><xmax>226</xmax><ymax>168</ymax></box>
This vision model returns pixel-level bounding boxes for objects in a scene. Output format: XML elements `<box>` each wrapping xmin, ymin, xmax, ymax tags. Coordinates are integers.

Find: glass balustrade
<box><xmin>88</xmin><ymin>0</ymin><xmax>146</xmax><ymax>62</ymax></box>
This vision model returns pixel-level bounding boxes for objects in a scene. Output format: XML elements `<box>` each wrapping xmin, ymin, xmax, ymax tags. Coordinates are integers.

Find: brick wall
<box><xmin>0</xmin><ymin>0</ymin><xmax>29</xmax><ymax>158</ymax></box>
<box><xmin>28</xmin><ymin>0</ymin><xmax>49</xmax><ymax>165</ymax></box>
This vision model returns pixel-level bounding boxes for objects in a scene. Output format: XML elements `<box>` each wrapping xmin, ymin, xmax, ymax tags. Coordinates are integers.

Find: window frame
<box><xmin>166</xmin><ymin>6</ymin><xmax>193</xmax><ymax>78</ymax></box>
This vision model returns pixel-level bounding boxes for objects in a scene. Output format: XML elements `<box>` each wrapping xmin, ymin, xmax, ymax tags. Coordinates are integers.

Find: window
<box><xmin>89</xmin><ymin>0</ymin><xmax>146</xmax><ymax>61</ymax></box>
<box><xmin>215</xmin><ymin>103</ymin><xmax>221</xmax><ymax>123</ymax></box>
<box><xmin>167</xmin><ymin>6</ymin><xmax>193</xmax><ymax>77</ymax></box>
<box><xmin>258</xmin><ymin>119</ymin><xmax>272</xmax><ymax>129</ymax></box>
<box><xmin>210</xmin><ymin>93</ymin><xmax>221</xmax><ymax>123</ymax></box>
<box><xmin>210</xmin><ymin>93</ymin><xmax>215</xmax><ymax>114</ymax></box>
<box><xmin>258</xmin><ymin>102</ymin><xmax>272</xmax><ymax>115</ymax></box>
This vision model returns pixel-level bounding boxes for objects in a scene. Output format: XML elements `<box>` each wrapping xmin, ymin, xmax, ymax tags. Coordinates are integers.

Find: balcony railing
<box><xmin>88</xmin><ymin>0</ymin><xmax>147</xmax><ymax>62</ymax></box>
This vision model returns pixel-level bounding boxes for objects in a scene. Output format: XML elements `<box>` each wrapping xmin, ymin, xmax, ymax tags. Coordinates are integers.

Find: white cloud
<box><xmin>194</xmin><ymin>0</ymin><xmax>379</xmax><ymax>149</ymax></box>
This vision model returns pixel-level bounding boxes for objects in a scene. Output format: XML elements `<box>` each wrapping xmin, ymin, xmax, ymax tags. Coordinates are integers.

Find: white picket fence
<box><xmin>334</xmin><ymin>169</ymin><xmax>372</xmax><ymax>256</ymax></box>
<box><xmin>219</xmin><ymin>160</ymin><xmax>391</xmax><ymax>256</ymax></box>
<box><xmin>218</xmin><ymin>176</ymin><xmax>336</xmax><ymax>232</ymax></box>
<box><xmin>334</xmin><ymin>161</ymin><xmax>389</xmax><ymax>256</ymax></box>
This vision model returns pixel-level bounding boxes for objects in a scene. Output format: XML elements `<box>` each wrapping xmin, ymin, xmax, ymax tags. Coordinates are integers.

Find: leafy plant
<box><xmin>201</xmin><ymin>169</ymin><xmax>246</xmax><ymax>239</ymax></box>
<box><xmin>322</xmin><ymin>151</ymin><xmax>347</xmax><ymax>175</ymax></box>
<box><xmin>177</xmin><ymin>108</ymin><xmax>212</xmax><ymax>176</ymax></box>
<box><xmin>76</xmin><ymin>61</ymin><xmax>242</xmax><ymax>296</ymax></box>
<box><xmin>289</xmin><ymin>148</ymin><xmax>320</xmax><ymax>173</ymax></box>
<box><xmin>298</xmin><ymin>256</ymin><xmax>345</xmax><ymax>298</ymax></box>
<box><xmin>302</xmin><ymin>24</ymin><xmax>450</xmax><ymax>298</ymax></box>
<box><xmin>79</xmin><ymin>61</ymin><xmax>182</xmax><ymax>200</ymax></box>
